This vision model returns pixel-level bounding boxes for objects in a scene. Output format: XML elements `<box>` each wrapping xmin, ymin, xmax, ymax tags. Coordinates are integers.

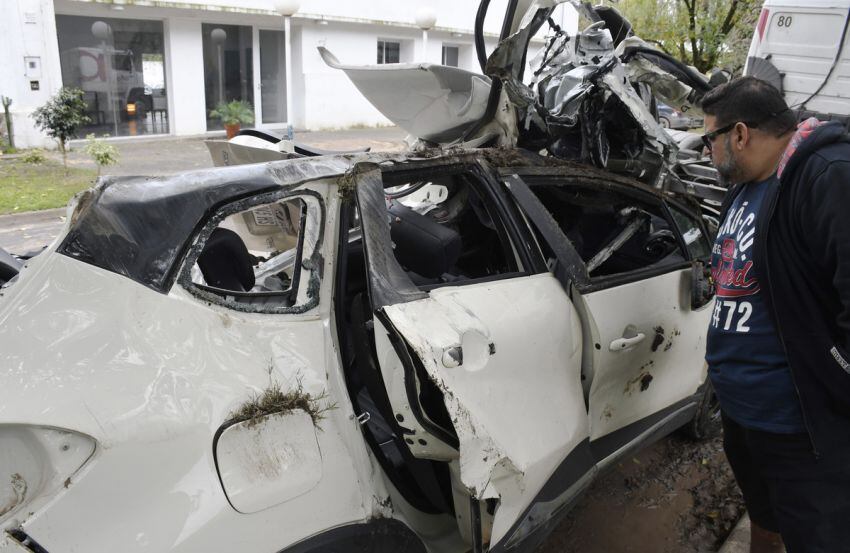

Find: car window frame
<box><xmin>505</xmin><ymin>169</ymin><xmax>694</xmax><ymax>294</ymax></box>
<box><xmin>375</xmin><ymin>160</ymin><xmax>549</xmax><ymax>293</ymax></box>
<box><xmin>177</xmin><ymin>187</ymin><xmax>326</xmax><ymax>315</ymax></box>
<box><xmin>665</xmin><ymin>198</ymin><xmax>713</xmax><ymax>263</ymax></box>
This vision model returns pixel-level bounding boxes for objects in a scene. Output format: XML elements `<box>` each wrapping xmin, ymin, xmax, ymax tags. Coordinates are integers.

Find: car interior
<box><xmin>334</xmin><ymin>170</ymin><xmax>525</xmax><ymax>519</ymax></box>
<box><xmin>189</xmin><ymin>198</ymin><xmax>306</xmax><ymax>307</ymax></box>
<box><xmin>529</xmin><ymin>183</ymin><xmax>687</xmax><ymax>279</ymax></box>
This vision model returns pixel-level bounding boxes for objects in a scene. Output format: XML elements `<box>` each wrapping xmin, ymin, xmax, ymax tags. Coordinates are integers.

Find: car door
<box><xmin>505</xmin><ymin>170</ymin><xmax>713</xmax><ymax>460</ymax></box>
<box><xmin>353</xmin><ymin>163</ymin><xmax>596</xmax><ymax>552</ymax></box>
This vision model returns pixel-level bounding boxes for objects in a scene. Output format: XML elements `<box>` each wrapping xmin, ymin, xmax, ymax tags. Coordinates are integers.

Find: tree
<box><xmin>31</xmin><ymin>87</ymin><xmax>91</xmax><ymax>171</ymax></box>
<box><xmin>83</xmin><ymin>134</ymin><xmax>120</xmax><ymax>177</ymax></box>
<box><xmin>607</xmin><ymin>0</ymin><xmax>762</xmax><ymax>74</ymax></box>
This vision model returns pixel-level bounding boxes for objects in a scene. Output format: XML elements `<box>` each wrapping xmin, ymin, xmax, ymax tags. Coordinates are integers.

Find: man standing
<box><xmin>701</xmin><ymin>76</ymin><xmax>850</xmax><ymax>553</ymax></box>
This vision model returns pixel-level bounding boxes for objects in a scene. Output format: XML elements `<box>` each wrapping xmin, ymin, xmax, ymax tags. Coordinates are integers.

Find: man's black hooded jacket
<box><xmin>719</xmin><ymin>120</ymin><xmax>850</xmax><ymax>456</ymax></box>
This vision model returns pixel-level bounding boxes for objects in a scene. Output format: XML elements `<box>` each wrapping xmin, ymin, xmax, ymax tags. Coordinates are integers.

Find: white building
<box><xmin>2</xmin><ymin>0</ymin><xmax>577</xmax><ymax>149</ymax></box>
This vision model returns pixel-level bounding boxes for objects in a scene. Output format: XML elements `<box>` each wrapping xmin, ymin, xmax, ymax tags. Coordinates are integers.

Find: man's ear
<box><xmin>733</xmin><ymin>122</ymin><xmax>750</xmax><ymax>151</ymax></box>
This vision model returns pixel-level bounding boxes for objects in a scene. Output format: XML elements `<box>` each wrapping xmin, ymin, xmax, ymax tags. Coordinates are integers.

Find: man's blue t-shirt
<box><xmin>705</xmin><ymin>176</ymin><xmax>806</xmax><ymax>434</ymax></box>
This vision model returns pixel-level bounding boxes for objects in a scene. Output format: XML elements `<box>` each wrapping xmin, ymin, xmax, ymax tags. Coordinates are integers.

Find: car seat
<box><xmin>197</xmin><ymin>228</ymin><xmax>255</xmax><ymax>292</ymax></box>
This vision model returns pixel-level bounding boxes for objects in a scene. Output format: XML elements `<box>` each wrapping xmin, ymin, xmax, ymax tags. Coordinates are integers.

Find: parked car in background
<box><xmin>658</xmin><ymin>103</ymin><xmax>703</xmax><ymax>130</ymax></box>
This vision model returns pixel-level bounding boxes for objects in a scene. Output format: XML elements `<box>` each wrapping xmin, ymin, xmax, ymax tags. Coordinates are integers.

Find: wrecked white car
<box><xmin>1</xmin><ymin>2</ymin><xmax>722</xmax><ymax>552</ymax></box>
<box><xmin>0</xmin><ymin>147</ymin><xmax>717</xmax><ymax>552</ymax></box>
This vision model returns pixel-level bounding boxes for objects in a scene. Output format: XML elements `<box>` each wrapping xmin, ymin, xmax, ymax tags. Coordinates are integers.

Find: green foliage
<box><xmin>31</xmin><ymin>88</ymin><xmax>91</xmax><ymax>149</ymax></box>
<box><xmin>0</xmin><ymin>159</ymin><xmax>96</xmax><ymax>215</ymax></box>
<box><xmin>210</xmin><ymin>100</ymin><xmax>255</xmax><ymax>125</ymax></box>
<box><xmin>605</xmin><ymin>0</ymin><xmax>761</xmax><ymax>74</ymax></box>
<box><xmin>83</xmin><ymin>134</ymin><xmax>119</xmax><ymax>176</ymax></box>
<box><xmin>20</xmin><ymin>149</ymin><xmax>46</xmax><ymax>164</ymax></box>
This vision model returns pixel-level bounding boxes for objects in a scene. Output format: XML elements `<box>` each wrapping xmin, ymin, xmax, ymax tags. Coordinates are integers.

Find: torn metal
<box><xmin>319</xmin><ymin>0</ymin><xmax>720</xmax><ymax>212</ymax></box>
<box><xmin>57</xmin><ymin>156</ymin><xmax>355</xmax><ymax>293</ymax></box>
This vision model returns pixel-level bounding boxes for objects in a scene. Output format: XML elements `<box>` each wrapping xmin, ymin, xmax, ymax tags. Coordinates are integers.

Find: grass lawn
<box><xmin>0</xmin><ymin>158</ymin><xmax>97</xmax><ymax>215</ymax></box>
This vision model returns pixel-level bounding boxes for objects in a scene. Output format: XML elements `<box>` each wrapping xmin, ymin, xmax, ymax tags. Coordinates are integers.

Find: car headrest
<box><xmin>197</xmin><ymin>228</ymin><xmax>255</xmax><ymax>292</ymax></box>
<box><xmin>388</xmin><ymin>200</ymin><xmax>462</xmax><ymax>280</ymax></box>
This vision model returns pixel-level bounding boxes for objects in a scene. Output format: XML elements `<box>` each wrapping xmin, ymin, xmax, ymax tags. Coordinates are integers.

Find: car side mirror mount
<box><xmin>691</xmin><ymin>260</ymin><xmax>714</xmax><ymax>310</ymax></box>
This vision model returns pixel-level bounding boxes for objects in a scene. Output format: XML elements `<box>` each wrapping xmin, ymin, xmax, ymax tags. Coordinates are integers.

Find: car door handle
<box><xmin>609</xmin><ymin>333</ymin><xmax>646</xmax><ymax>352</ymax></box>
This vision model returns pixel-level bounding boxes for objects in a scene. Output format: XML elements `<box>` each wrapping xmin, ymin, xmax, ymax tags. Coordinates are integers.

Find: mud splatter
<box><xmin>0</xmin><ymin>473</ymin><xmax>28</xmax><ymax>518</ymax></box>
<box><xmin>663</xmin><ymin>329</ymin><xmax>682</xmax><ymax>352</ymax></box>
<box><xmin>651</xmin><ymin>326</ymin><xmax>666</xmax><ymax>352</ymax></box>
<box><xmin>624</xmin><ymin>370</ymin><xmax>654</xmax><ymax>395</ymax></box>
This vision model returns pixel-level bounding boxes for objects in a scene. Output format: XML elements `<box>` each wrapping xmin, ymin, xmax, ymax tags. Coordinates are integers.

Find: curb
<box><xmin>718</xmin><ymin>513</ymin><xmax>750</xmax><ymax>553</ymax></box>
<box><xmin>0</xmin><ymin>207</ymin><xmax>66</xmax><ymax>225</ymax></box>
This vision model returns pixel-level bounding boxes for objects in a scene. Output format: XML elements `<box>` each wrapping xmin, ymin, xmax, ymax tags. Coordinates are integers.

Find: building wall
<box><xmin>3</xmin><ymin>0</ymin><xmax>578</xmax><ymax>147</ymax></box>
<box><xmin>0</xmin><ymin>0</ymin><xmax>64</xmax><ymax>148</ymax></box>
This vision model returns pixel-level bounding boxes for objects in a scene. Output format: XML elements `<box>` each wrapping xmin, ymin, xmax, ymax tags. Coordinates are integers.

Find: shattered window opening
<box><xmin>180</xmin><ymin>189</ymin><xmax>325</xmax><ymax>315</ymax></box>
<box><xmin>381</xmin><ymin>170</ymin><xmax>526</xmax><ymax>290</ymax></box>
<box><xmin>528</xmin><ymin>180</ymin><xmax>688</xmax><ymax>280</ymax></box>
<box><xmin>668</xmin><ymin>203</ymin><xmax>712</xmax><ymax>261</ymax></box>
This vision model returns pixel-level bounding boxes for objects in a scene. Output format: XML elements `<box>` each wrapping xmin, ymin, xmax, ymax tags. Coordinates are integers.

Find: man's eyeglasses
<box><xmin>701</xmin><ymin>120</ymin><xmax>768</xmax><ymax>152</ymax></box>
<box><xmin>701</xmin><ymin>123</ymin><xmax>737</xmax><ymax>152</ymax></box>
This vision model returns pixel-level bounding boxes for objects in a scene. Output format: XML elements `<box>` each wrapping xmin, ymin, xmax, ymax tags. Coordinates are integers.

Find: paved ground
<box><xmin>1</xmin><ymin>127</ymin><xmax>407</xmax><ymax>255</ymax></box>
<box><xmin>57</xmin><ymin>126</ymin><xmax>407</xmax><ymax>176</ymax></box>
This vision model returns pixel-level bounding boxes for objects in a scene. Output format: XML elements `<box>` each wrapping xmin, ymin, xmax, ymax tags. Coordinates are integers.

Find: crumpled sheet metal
<box><xmin>598</xmin><ymin>62</ymin><xmax>678</xmax><ymax>165</ymax></box>
<box><xmin>382</xmin><ymin>297</ymin><xmax>511</xmax><ymax>502</ymax></box>
<box><xmin>318</xmin><ymin>47</ymin><xmax>492</xmax><ymax>144</ymax></box>
<box><xmin>206</xmin><ymin>139</ymin><xmax>302</xmax><ymax>167</ymax></box>
<box><xmin>616</xmin><ymin>37</ymin><xmax>701</xmax><ymax>114</ymax></box>
<box><xmin>58</xmin><ymin>155</ymin><xmax>355</xmax><ymax>293</ymax></box>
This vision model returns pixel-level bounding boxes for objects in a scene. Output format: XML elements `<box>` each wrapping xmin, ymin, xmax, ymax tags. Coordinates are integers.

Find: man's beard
<box><xmin>714</xmin><ymin>136</ymin><xmax>741</xmax><ymax>186</ymax></box>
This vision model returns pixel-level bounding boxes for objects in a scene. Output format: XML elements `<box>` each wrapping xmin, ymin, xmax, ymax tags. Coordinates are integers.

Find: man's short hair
<box><xmin>700</xmin><ymin>76</ymin><xmax>797</xmax><ymax>137</ymax></box>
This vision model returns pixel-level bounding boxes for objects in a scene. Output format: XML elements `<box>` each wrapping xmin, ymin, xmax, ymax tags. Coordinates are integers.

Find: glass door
<box><xmin>259</xmin><ymin>29</ymin><xmax>287</xmax><ymax>124</ymax></box>
<box><xmin>202</xmin><ymin>24</ymin><xmax>254</xmax><ymax>131</ymax></box>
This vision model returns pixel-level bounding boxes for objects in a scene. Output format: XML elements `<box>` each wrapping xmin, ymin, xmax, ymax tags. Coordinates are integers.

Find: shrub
<box><xmin>210</xmin><ymin>100</ymin><xmax>255</xmax><ymax>125</ymax></box>
<box><xmin>31</xmin><ymin>87</ymin><xmax>91</xmax><ymax>171</ymax></box>
<box><xmin>20</xmin><ymin>149</ymin><xmax>46</xmax><ymax>164</ymax></box>
<box><xmin>83</xmin><ymin>134</ymin><xmax>119</xmax><ymax>176</ymax></box>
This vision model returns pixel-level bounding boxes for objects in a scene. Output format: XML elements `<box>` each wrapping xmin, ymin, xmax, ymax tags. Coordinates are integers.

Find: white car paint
<box><xmin>0</xmin><ymin>149</ymin><xmax>714</xmax><ymax>552</ymax></box>
<box><xmin>0</xmin><ymin>183</ymin><xmax>394</xmax><ymax>552</ymax></box>
<box><xmin>583</xmin><ymin>268</ymin><xmax>711</xmax><ymax>439</ymax></box>
<box><xmin>378</xmin><ymin>273</ymin><xmax>588</xmax><ymax>545</ymax></box>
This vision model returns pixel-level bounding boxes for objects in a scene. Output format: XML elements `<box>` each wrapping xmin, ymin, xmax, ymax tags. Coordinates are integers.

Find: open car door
<box><xmin>353</xmin><ymin>166</ymin><xmax>595</xmax><ymax>551</ymax></box>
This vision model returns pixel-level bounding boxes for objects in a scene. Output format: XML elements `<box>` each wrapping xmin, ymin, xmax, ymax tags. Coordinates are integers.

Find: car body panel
<box><xmin>0</xmin><ymin>146</ymin><xmax>715</xmax><ymax>552</ymax></box>
<box><xmin>378</xmin><ymin>274</ymin><xmax>588</xmax><ymax>545</ymax></box>
<box><xmin>0</xmin><ymin>184</ymin><xmax>395</xmax><ymax>551</ymax></box>
<box><xmin>584</xmin><ymin>268</ymin><xmax>711</xmax><ymax>440</ymax></box>
<box><xmin>318</xmin><ymin>47</ymin><xmax>493</xmax><ymax>144</ymax></box>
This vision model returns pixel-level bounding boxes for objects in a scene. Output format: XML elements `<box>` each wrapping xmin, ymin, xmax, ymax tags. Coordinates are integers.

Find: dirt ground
<box><xmin>541</xmin><ymin>433</ymin><xmax>745</xmax><ymax>553</ymax></box>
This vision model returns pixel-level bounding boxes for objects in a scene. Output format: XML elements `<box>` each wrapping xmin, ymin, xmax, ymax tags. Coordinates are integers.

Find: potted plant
<box><xmin>210</xmin><ymin>100</ymin><xmax>254</xmax><ymax>139</ymax></box>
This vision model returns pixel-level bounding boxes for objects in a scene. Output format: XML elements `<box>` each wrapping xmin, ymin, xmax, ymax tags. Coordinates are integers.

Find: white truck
<box><xmin>744</xmin><ymin>0</ymin><xmax>850</xmax><ymax>127</ymax></box>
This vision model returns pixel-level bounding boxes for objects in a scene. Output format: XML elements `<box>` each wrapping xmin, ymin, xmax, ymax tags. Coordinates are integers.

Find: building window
<box><xmin>442</xmin><ymin>45</ymin><xmax>459</xmax><ymax>67</ymax></box>
<box><xmin>56</xmin><ymin>15</ymin><xmax>168</xmax><ymax>137</ymax></box>
<box><xmin>377</xmin><ymin>40</ymin><xmax>401</xmax><ymax>64</ymax></box>
<box><xmin>202</xmin><ymin>24</ymin><xmax>254</xmax><ymax>132</ymax></box>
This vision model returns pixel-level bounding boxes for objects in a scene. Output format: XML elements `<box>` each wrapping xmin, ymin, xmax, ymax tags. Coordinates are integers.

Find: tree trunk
<box><xmin>59</xmin><ymin>139</ymin><xmax>68</xmax><ymax>174</ymax></box>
